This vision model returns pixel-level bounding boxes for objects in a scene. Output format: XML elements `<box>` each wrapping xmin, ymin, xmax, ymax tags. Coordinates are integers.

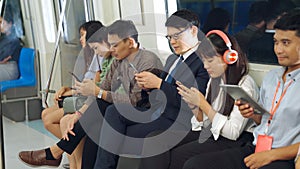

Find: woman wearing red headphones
<box><xmin>167</xmin><ymin>30</ymin><xmax>259</xmax><ymax>169</ymax></box>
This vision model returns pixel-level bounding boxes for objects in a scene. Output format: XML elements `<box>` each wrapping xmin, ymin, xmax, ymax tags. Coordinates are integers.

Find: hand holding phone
<box><xmin>69</xmin><ymin>71</ymin><xmax>81</xmax><ymax>82</ymax></box>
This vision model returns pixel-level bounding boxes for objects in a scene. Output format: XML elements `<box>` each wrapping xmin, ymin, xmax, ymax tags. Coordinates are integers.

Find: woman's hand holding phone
<box><xmin>69</xmin><ymin>71</ymin><xmax>81</xmax><ymax>82</ymax></box>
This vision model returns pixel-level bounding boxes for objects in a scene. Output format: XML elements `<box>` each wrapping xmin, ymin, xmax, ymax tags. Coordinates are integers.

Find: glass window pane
<box><xmin>41</xmin><ymin>0</ymin><xmax>56</xmax><ymax>42</ymax></box>
<box><xmin>175</xmin><ymin>0</ymin><xmax>299</xmax><ymax>65</ymax></box>
<box><xmin>1</xmin><ymin>0</ymin><xmax>24</xmax><ymax>38</ymax></box>
<box><xmin>60</xmin><ymin>0</ymin><xmax>86</xmax><ymax>44</ymax></box>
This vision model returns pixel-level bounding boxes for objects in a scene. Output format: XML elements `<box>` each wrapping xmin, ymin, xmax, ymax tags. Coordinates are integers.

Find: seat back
<box><xmin>18</xmin><ymin>48</ymin><xmax>36</xmax><ymax>84</ymax></box>
<box><xmin>0</xmin><ymin>48</ymin><xmax>36</xmax><ymax>92</ymax></box>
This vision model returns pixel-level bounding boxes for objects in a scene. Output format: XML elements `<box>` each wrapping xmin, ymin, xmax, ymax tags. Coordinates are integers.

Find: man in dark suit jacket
<box><xmin>93</xmin><ymin>9</ymin><xmax>209</xmax><ymax>169</ymax></box>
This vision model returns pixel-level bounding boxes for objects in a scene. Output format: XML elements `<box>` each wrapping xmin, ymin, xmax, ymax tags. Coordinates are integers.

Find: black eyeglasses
<box><xmin>165</xmin><ymin>27</ymin><xmax>190</xmax><ymax>41</ymax></box>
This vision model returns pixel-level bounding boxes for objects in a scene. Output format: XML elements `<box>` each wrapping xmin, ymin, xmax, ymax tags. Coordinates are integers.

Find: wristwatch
<box><xmin>97</xmin><ymin>89</ymin><xmax>104</xmax><ymax>99</ymax></box>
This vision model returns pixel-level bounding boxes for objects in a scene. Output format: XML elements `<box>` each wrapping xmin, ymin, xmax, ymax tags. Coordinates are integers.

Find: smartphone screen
<box><xmin>69</xmin><ymin>71</ymin><xmax>81</xmax><ymax>82</ymax></box>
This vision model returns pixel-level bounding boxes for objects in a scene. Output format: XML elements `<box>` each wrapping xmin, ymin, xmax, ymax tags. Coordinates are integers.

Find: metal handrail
<box><xmin>43</xmin><ymin>0</ymin><xmax>68</xmax><ymax>108</ymax></box>
<box><xmin>0</xmin><ymin>93</ymin><xmax>5</xmax><ymax>169</ymax></box>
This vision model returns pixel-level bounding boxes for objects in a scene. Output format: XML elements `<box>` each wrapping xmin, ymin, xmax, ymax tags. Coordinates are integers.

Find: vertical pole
<box><xmin>43</xmin><ymin>0</ymin><xmax>68</xmax><ymax>107</ymax></box>
<box><xmin>0</xmin><ymin>92</ymin><xmax>5</xmax><ymax>169</ymax></box>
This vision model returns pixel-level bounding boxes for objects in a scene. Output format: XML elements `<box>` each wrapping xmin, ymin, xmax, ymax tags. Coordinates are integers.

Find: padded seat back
<box><xmin>0</xmin><ymin>48</ymin><xmax>36</xmax><ymax>92</ymax></box>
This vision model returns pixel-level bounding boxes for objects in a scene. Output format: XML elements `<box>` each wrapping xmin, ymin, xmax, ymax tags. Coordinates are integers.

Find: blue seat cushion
<box><xmin>0</xmin><ymin>48</ymin><xmax>36</xmax><ymax>92</ymax></box>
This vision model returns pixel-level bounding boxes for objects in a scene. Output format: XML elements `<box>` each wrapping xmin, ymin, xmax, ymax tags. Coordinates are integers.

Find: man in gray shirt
<box><xmin>18</xmin><ymin>20</ymin><xmax>163</xmax><ymax>168</ymax></box>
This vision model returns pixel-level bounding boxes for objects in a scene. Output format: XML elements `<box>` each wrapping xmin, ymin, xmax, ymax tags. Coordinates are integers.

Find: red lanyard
<box><xmin>267</xmin><ymin>80</ymin><xmax>293</xmax><ymax>128</ymax></box>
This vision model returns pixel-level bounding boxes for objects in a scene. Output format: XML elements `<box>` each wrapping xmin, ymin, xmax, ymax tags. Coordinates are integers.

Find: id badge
<box><xmin>255</xmin><ymin>134</ymin><xmax>273</xmax><ymax>153</ymax></box>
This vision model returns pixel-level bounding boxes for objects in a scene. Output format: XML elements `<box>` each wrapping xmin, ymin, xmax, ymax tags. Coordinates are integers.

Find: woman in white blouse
<box><xmin>168</xmin><ymin>30</ymin><xmax>259</xmax><ymax>169</ymax></box>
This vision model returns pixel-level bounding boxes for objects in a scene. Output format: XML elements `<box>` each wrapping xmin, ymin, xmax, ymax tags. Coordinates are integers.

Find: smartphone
<box><xmin>57</xmin><ymin>95</ymin><xmax>70</xmax><ymax>108</ymax></box>
<box><xmin>129</xmin><ymin>63</ymin><xmax>139</xmax><ymax>73</ymax></box>
<box><xmin>69</xmin><ymin>71</ymin><xmax>81</xmax><ymax>82</ymax></box>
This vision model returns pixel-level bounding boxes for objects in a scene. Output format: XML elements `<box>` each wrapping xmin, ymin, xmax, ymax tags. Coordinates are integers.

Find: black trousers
<box><xmin>94</xmin><ymin>103</ymin><xmax>181</xmax><ymax>169</ymax></box>
<box><xmin>138</xmin><ymin>130</ymin><xmax>200</xmax><ymax>169</ymax></box>
<box><xmin>56</xmin><ymin>99</ymin><xmax>111</xmax><ymax>167</ymax></box>
<box><xmin>81</xmin><ymin>136</ymin><xmax>98</xmax><ymax>169</ymax></box>
<box><xmin>168</xmin><ymin>132</ymin><xmax>254</xmax><ymax>169</ymax></box>
<box><xmin>182</xmin><ymin>143</ymin><xmax>294</xmax><ymax>169</ymax></box>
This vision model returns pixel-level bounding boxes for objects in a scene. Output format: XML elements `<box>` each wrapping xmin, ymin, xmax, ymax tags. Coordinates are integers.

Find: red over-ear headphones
<box><xmin>206</xmin><ymin>30</ymin><xmax>238</xmax><ymax>64</ymax></box>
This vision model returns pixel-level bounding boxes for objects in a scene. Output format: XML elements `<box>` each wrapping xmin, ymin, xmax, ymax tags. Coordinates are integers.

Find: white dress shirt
<box><xmin>165</xmin><ymin>44</ymin><xmax>198</xmax><ymax>80</ymax></box>
<box><xmin>191</xmin><ymin>75</ymin><xmax>259</xmax><ymax>140</ymax></box>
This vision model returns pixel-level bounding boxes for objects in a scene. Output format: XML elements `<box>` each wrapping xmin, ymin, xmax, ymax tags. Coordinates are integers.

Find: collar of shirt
<box><xmin>275</xmin><ymin>67</ymin><xmax>300</xmax><ymax>82</ymax></box>
<box><xmin>181</xmin><ymin>43</ymin><xmax>198</xmax><ymax>61</ymax></box>
<box><xmin>166</xmin><ymin>43</ymin><xmax>198</xmax><ymax>80</ymax></box>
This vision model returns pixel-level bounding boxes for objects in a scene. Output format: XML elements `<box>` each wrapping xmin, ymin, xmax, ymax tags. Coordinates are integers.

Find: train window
<box><xmin>175</xmin><ymin>0</ymin><xmax>300</xmax><ymax>65</ymax></box>
<box><xmin>177</xmin><ymin>0</ymin><xmax>256</xmax><ymax>34</ymax></box>
<box><xmin>177</xmin><ymin>0</ymin><xmax>300</xmax><ymax>33</ymax></box>
<box><xmin>165</xmin><ymin>0</ymin><xmax>177</xmax><ymax>17</ymax></box>
<box><xmin>0</xmin><ymin>1</ymin><xmax>4</xmax><ymax>15</ymax></box>
<box><xmin>41</xmin><ymin>0</ymin><xmax>56</xmax><ymax>43</ymax></box>
<box><xmin>59</xmin><ymin>0</ymin><xmax>86</xmax><ymax>44</ymax></box>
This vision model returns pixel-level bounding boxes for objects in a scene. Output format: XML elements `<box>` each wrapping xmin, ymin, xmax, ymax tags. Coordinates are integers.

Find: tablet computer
<box><xmin>219</xmin><ymin>84</ymin><xmax>268</xmax><ymax>114</ymax></box>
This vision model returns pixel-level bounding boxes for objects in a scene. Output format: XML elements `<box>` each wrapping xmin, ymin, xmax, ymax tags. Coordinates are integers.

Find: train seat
<box><xmin>0</xmin><ymin>48</ymin><xmax>36</xmax><ymax>92</ymax></box>
<box><xmin>0</xmin><ymin>48</ymin><xmax>42</xmax><ymax>122</ymax></box>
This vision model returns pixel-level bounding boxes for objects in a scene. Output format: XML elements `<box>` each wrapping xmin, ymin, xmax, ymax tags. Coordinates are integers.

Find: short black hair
<box><xmin>265</xmin><ymin>0</ymin><xmax>296</xmax><ymax>23</ymax></box>
<box><xmin>165</xmin><ymin>9</ymin><xmax>200</xmax><ymax>29</ymax></box>
<box><xmin>107</xmin><ymin>20</ymin><xmax>138</xmax><ymax>42</ymax></box>
<box><xmin>202</xmin><ymin>8</ymin><xmax>230</xmax><ymax>34</ymax></box>
<box><xmin>3</xmin><ymin>11</ymin><xmax>14</xmax><ymax>24</ymax></box>
<box><xmin>274</xmin><ymin>8</ymin><xmax>300</xmax><ymax>37</ymax></box>
<box><xmin>87</xmin><ymin>27</ymin><xmax>108</xmax><ymax>43</ymax></box>
<box><xmin>3</xmin><ymin>4</ymin><xmax>14</xmax><ymax>24</ymax></box>
<box><xmin>85</xmin><ymin>21</ymin><xmax>104</xmax><ymax>40</ymax></box>
<box><xmin>248</xmin><ymin>1</ymin><xmax>268</xmax><ymax>24</ymax></box>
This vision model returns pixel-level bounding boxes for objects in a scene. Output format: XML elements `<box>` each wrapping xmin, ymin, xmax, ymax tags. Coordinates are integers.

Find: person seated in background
<box><xmin>58</xmin><ymin>26</ymin><xmax>114</xmax><ymax>168</ymax></box>
<box><xmin>42</xmin><ymin>20</ymin><xmax>103</xmax><ymax>140</ymax></box>
<box><xmin>167</xmin><ymin>30</ymin><xmax>259</xmax><ymax>169</ymax></box>
<box><xmin>84</xmin><ymin>26</ymin><xmax>114</xmax><ymax>85</ymax></box>
<box><xmin>234</xmin><ymin>1</ymin><xmax>268</xmax><ymax>53</ymax></box>
<box><xmin>41</xmin><ymin>20</ymin><xmax>104</xmax><ymax>169</ymax></box>
<box><xmin>18</xmin><ymin>19</ymin><xmax>163</xmax><ymax>169</ymax></box>
<box><xmin>0</xmin><ymin>11</ymin><xmax>23</xmax><ymax>82</ymax></box>
<box><xmin>201</xmin><ymin>7</ymin><xmax>231</xmax><ymax>34</ymax></box>
<box><xmin>184</xmin><ymin>8</ymin><xmax>300</xmax><ymax>169</ymax></box>
<box><xmin>247</xmin><ymin>0</ymin><xmax>295</xmax><ymax>64</ymax></box>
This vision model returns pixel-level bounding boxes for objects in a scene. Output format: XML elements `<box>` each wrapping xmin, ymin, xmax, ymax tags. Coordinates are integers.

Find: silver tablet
<box><xmin>219</xmin><ymin>84</ymin><xmax>268</xmax><ymax>114</ymax></box>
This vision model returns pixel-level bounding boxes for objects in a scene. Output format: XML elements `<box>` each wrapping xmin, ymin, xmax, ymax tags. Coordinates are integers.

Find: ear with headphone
<box><xmin>206</xmin><ymin>30</ymin><xmax>238</xmax><ymax>64</ymax></box>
